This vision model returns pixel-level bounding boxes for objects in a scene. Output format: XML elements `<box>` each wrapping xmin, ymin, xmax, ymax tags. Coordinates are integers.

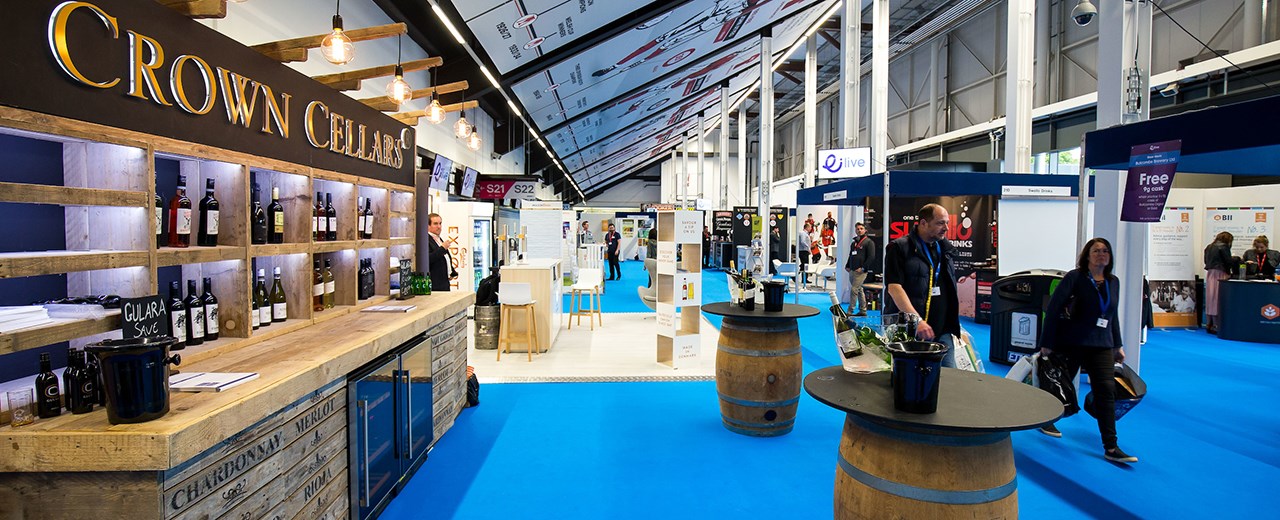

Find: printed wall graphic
<box><xmin>1206</xmin><ymin>207</ymin><xmax>1274</xmax><ymax>257</ymax></box>
<box><xmin>448</xmin><ymin>1</ymin><xmax>652</xmax><ymax>73</ymax></box>
<box><xmin>1121</xmin><ymin>140</ymin><xmax>1181</xmax><ymax>222</ymax></box>
<box><xmin>1147</xmin><ymin>206</ymin><xmax>1198</xmax><ymax>328</ymax></box>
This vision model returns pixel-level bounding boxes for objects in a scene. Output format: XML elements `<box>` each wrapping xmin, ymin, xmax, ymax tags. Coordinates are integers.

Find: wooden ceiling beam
<box><xmin>359</xmin><ymin>80</ymin><xmax>470</xmax><ymax>111</ymax></box>
<box><xmin>311</xmin><ymin>57</ymin><xmax>443</xmax><ymax>91</ymax></box>
<box><xmin>251</xmin><ymin>22</ymin><xmax>407</xmax><ymax>63</ymax></box>
<box><xmin>156</xmin><ymin>0</ymin><xmax>227</xmax><ymax>19</ymax></box>
<box><xmin>389</xmin><ymin>100</ymin><xmax>478</xmax><ymax>125</ymax></box>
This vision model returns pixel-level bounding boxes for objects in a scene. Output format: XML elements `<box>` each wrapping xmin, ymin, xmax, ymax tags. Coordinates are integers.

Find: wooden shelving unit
<box><xmin>0</xmin><ymin>108</ymin><xmax>417</xmax><ymax>358</ymax></box>
<box><xmin>655</xmin><ymin>210</ymin><xmax>703</xmax><ymax>368</ymax></box>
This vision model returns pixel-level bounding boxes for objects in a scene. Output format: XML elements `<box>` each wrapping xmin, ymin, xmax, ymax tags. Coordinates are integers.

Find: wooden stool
<box><xmin>569</xmin><ymin>268</ymin><xmax>603</xmax><ymax>330</ymax></box>
<box><xmin>496</xmin><ymin>282</ymin><xmax>539</xmax><ymax>362</ymax></box>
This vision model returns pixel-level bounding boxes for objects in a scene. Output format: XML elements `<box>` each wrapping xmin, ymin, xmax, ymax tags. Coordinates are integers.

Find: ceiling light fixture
<box><xmin>424</xmin><ymin>67</ymin><xmax>447</xmax><ymax>124</ymax></box>
<box><xmin>454</xmin><ymin>109</ymin><xmax>473</xmax><ymax>139</ymax></box>
<box><xmin>432</xmin><ymin>4</ymin><xmax>467</xmax><ymax>45</ymax></box>
<box><xmin>385</xmin><ymin>34</ymin><xmax>412</xmax><ymax>108</ymax></box>
<box><xmin>466</xmin><ymin>125</ymin><xmax>482</xmax><ymax>151</ymax></box>
<box><xmin>320</xmin><ymin>0</ymin><xmax>354</xmax><ymax>65</ymax></box>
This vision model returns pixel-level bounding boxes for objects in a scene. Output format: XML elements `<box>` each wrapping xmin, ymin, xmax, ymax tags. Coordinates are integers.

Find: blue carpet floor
<box><xmin>386</xmin><ymin>268</ymin><xmax>1277</xmax><ymax>519</ymax></box>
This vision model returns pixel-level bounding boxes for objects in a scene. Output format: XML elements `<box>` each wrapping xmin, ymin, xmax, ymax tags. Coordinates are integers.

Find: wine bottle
<box><xmin>251</xmin><ymin>285</ymin><xmax>261</xmax><ymax>330</ymax></box>
<box><xmin>323</xmin><ymin>259</ymin><xmax>335</xmax><ymax>309</ymax></box>
<box><xmin>168</xmin><ymin>175</ymin><xmax>192</xmax><ymax>248</ymax></box>
<box><xmin>830</xmin><ymin>292</ymin><xmax>859</xmax><ymax>358</ymax></box>
<box><xmin>65</xmin><ymin>349</ymin><xmax>94</xmax><ymax>414</ymax></box>
<box><xmin>356</xmin><ymin>197</ymin><xmax>365</xmax><ymax>239</ymax></box>
<box><xmin>84</xmin><ymin>350</ymin><xmax>104</xmax><ymax>406</ymax></box>
<box><xmin>168</xmin><ymin>280</ymin><xmax>187</xmax><ymax>349</ymax></box>
<box><xmin>184</xmin><ymin>280</ymin><xmax>204</xmax><ymax>346</ymax></box>
<box><xmin>363</xmin><ymin>198</ymin><xmax>374</xmax><ymax>239</ymax></box>
<box><xmin>739</xmin><ymin>270</ymin><xmax>756</xmax><ymax>310</ymax></box>
<box><xmin>314</xmin><ymin>191</ymin><xmax>325</xmax><ymax>242</ymax></box>
<box><xmin>202</xmin><ymin>277</ymin><xmax>219</xmax><ymax>341</ymax></box>
<box><xmin>325</xmin><ymin>193</ymin><xmax>337</xmax><ymax>241</ymax></box>
<box><xmin>35</xmin><ymin>353</ymin><xmax>62</xmax><ymax>418</ymax></box>
<box><xmin>197</xmin><ymin>178</ymin><xmax>219</xmax><ymax>247</ymax></box>
<box><xmin>155</xmin><ymin>192</ymin><xmax>164</xmax><ymax>248</ymax></box>
<box><xmin>270</xmin><ymin>266</ymin><xmax>288</xmax><ymax>322</ymax></box>
<box><xmin>268</xmin><ymin>186</ymin><xmax>285</xmax><ymax>244</ymax></box>
<box><xmin>256</xmin><ymin>268</ymin><xmax>271</xmax><ymax>328</ymax></box>
<box><xmin>313</xmin><ymin>259</ymin><xmax>325</xmax><ymax>312</ymax></box>
<box><xmin>251</xmin><ymin>183</ymin><xmax>267</xmax><ymax>245</ymax></box>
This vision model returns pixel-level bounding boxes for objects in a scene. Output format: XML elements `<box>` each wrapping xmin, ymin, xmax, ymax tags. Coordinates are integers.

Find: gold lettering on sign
<box><xmin>258</xmin><ymin>84</ymin><xmax>291</xmax><ymax>138</ymax></box>
<box><xmin>170</xmin><ymin>54</ymin><xmax>216</xmax><ymax>115</ymax></box>
<box><xmin>329</xmin><ymin>112</ymin><xmax>346</xmax><ymax>153</ymax></box>
<box><xmin>216</xmin><ymin>67</ymin><xmax>260</xmax><ymax>128</ymax></box>
<box><xmin>127</xmin><ymin>30</ymin><xmax>172</xmax><ymax>105</ymax></box>
<box><xmin>344</xmin><ymin>118</ymin><xmax>357</xmax><ymax>158</ymax></box>
<box><xmin>48</xmin><ymin>1</ymin><xmax>121</xmax><ymax>89</ymax></box>
<box><xmin>305</xmin><ymin>100</ymin><xmax>330</xmax><ymax>148</ymax></box>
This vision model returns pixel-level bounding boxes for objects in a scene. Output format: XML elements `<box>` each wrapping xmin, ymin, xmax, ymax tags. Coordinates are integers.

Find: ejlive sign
<box><xmin>818</xmin><ymin>147</ymin><xmax>872</xmax><ymax>179</ymax></box>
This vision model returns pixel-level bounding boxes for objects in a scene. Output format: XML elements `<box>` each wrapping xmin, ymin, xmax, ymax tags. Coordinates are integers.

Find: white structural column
<box><xmin>759</xmin><ymin>35</ymin><xmax>773</xmax><ymax>272</ymax></box>
<box><xmin>720</xmin><ymin>87</ymin><xmax>730</xmax><ymax>209</ymax></box>
<box><xmin>1034</xmin><ymin>0</ymin><xmax>1051</xmax><ymax>107</ymax></box>
<box><xmin>698</xmin><ymin>113</ymin><xmax>706</xmax><ymax>202</ymax></box>
<box><xmin>1005</xmin><ymin>0</ymin><xmax>1035</xmax><ymax>173</ymax></box>
<box><xmin>1091</xmin><ymin>0</ymin><xmax>1153</xmax><ymax>372</ymax></box>
<box><xmin>738</xmin><ymin>105</ymin><xmax>747</xmax><ymax>208</ymax></box>
<box><xmin>1245</xmin><ymin>0</ymin><xmax>1263</xmax><ymax>47</ymax></box>
<box><xmin>839</xmin><ymin>0</ymin><xmax>861</xmax><ymax>147</ymax></box>
<box><xmin>669</xmin><ymin>149</ymin><xmax>678</xmax><ymax>204</ymax></box>
<box><xmin>869</xmin><ymin>0</ymin><xmax>889</xmax><ymax>172</ymax></box>
<box><xmin>804</xmin><ymin>34</ymin><xmax>818</xmax><ymax>188</ymax></box>
<box><xmin>683</xmin><ymin>132</ymin><xmax>692</xmax><ymax>208</ymax></box>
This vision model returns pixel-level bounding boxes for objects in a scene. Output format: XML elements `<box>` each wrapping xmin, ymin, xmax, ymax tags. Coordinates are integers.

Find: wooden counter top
<box><xmin>0</xmin><ymin>292</ymin><xmax>474</xmax><ymax>473</ymax></box>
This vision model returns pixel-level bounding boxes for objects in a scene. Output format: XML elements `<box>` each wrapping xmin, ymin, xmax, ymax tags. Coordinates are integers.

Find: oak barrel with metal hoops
<box><xmin>474</xmin><ymin>305</ymin><xmax>500</xmax><ymax>350</ymax></box>
<box><xmin>834</xmin><ymin>415</ymin><xmax>1018</xmax><ymax>519</ymax></box>
<box><xmin>715</xmin><ymin>316</ymin><xmax>802</xmax><ymax>436</ymax></box>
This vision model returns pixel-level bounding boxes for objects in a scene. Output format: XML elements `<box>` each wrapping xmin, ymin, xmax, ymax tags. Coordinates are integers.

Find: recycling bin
<box><xmin>989</xmin><ymin>269</ymin><xmax>1066</xmax><ymax>365</ymax></box>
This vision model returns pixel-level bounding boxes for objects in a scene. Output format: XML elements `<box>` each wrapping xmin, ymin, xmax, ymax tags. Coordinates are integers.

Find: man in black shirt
<box><xmin>604</xmin><ymin>223</ymin><xmax>622</xmax><ymax>281</ymax></box>
<box><xmin>884</xmin><ymin>204</ymin><xmax>960</xmax><ymax>367</ymax></box>
<box><xmin>844</xmin><ymin>222</ymin><xmax>877</xmax><ymax>316</ymax></box>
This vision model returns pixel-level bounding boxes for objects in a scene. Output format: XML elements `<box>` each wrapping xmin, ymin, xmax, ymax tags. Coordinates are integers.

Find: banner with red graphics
<box><xmin>473</xmin><ymin>180</ymin><xmax>539</xmax><ymax>201</ymax></box>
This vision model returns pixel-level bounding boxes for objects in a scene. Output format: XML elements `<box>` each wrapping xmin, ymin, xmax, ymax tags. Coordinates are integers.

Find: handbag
<box><xmin>1036</xmin><ymin>353</ymin><xmax>1080</xmax><ymax>417</ymax></box>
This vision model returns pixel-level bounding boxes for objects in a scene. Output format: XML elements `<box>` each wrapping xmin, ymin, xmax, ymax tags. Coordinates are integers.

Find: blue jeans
<box><xmin>938</xmin><ymin>333</ymin><xmax>957</xmax><ymax>369</ymax></box>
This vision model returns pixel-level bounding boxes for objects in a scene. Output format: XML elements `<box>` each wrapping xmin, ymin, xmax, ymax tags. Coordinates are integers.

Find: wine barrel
<box><xmin>715</xmin><ymin>316</ymin><xmax>802</xmax><ymax>437</ymax></box>
<box><xmin>834</xmin><ymin>415</ymin><xmax>1017</xmax><ymax>519</ymax></box>
<box><xmin>473</xmin><ymin>305</ymin><xmax>500</xmax><ymax>350</ymax></box>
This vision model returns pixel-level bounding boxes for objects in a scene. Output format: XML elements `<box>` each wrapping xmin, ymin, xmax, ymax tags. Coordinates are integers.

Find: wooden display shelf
<box><xmin>312</xmin><ymin>295</ymin><xmax>394</xmax><ymax>325</ymax></box>
<box><xmin>156</xmin><ymin>245</ymin><xmax>246</xmax><ymax>267</ymax></box>
<box><xmin>0</xmin><ymin>250</ymin><xmax>150</xmax><ymax>279</ymax></box>
<box><xmin>313</xmin><ymin>238</ymin><xmax>387</xmax><ymax>254</ymax></box>
<box><xmin>179</xmin><ymin>317</ymin><xmax>311</xmax><ymax>366</ymax></box>
<box><xmin>389</xmin><ymin>210</ymin><xmax>414</xmax><ymax>219</ymax></box>
<box><xmin>390</xmin><ymin>237</ymin><xmax>414</xmax><ymax>246</ymax></box>
<box><xmin>0</xmin><ymin>310</ymin><xmax>122</xmax><ymax>355</ymax></box>
<box><xmin>0</xmin><ymin>181</ymin><xmax>149</xmax><ymax>208</ymax></box>
<box><xmin>250</xmin><ymin>243</ymin><xmax>311</xmax><ymax>257</ymax></box>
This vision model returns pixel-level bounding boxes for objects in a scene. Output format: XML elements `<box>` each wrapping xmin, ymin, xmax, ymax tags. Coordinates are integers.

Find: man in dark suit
<box><xmin>426</xmin><ymin>213</ymin><xmax>457</xmax><ymax>292</ymax></box>
<box><xmin>604</xmin><ymin>223</ymin><xmax>622</xmax><ymax>280</ymax></box>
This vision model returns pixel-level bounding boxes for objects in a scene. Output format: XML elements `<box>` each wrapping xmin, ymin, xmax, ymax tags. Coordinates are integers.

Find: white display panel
<box><xmin>998</xmin><ymin>199</ymin><xmax>1094</xmax><ymax>276</ymax></box>
<box><xmin>1147</xmin><ymin>207</ymin><xmax>1196</xmax><ymax>281</ymax></box>
<box><xmin>657</xmin><ymin>242</ymin><xmax>678</xmax><ymax>274</ymax></box>
<box><xmin>1205</xmin><ymin>207</ymin><xmax>1275</xmax><ymax>257</ymax></box>
<box><xmin>656</xmin><ymin>302</ymin><xmax>676</xmax><ymax>337</ymax></box>
<box><xmin>673</xmin><ymin>210</ymin><xmax>702</xmax><ymax>243</ymax></box>
<box><xmin>520</xmin><ymin>208</ymin><xmax>566</xmax><ymax>260</ymax></box>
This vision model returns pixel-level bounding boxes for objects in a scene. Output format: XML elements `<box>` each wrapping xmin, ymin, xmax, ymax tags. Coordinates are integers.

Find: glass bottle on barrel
<box><xmin>251</xmin><ymin>183</ymin><xmax>267</xmax><ymax>245</ymax></box>
<box><xmin>168</xmin><ymin>175</ymin><xmax>192</xmax><ymax>248</ymax></box>
<box><xmin>197</xmin><ymin>178</ymin><xmax>219</xmax><ymax>247</ymax></box>
<box><xmin>268</xmin><ymin>186</ymin><xmax>285</xmax><ymax>244</ymax></box>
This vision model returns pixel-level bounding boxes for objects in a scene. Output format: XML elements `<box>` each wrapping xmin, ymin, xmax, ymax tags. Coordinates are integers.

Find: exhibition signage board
<box><xmin>712</xmin><ymin>211</ymin><xmax>733</xmax><ymax>239</ymax></box>
<box><xmin>4</xmin><ymin>0</ymin><xmax>414</xmax><ymax>186</ymax></box>
<box><xmin>430</xmin><ymin>156</ymin><xmax>454</xmax><ymax>192</ymax></box>
<box><xmin>1148</xmin><ymin>207</ymin><xmax>1198</xmax><ymax>327</ymax></box>
<box><xmin>460</xmin><ymin>167</ymin><xmax>479</xmax><ymax>198</ymax></box>
<box><xmin>475</xmin><ymin>180</ymin><xmax>539</xmax><ymax>200</ymax></box>
<box><xmin>1121</xmin><ymin>140</ymin><xmax>1181</xmax><ymax>223</ymax></box>
<box><xmin>1206</xmin><ymin>207</ymin><xmax>1275</xmax><ymax>257</ymax></box>
<box><xmin>1001</xmin><ymin>186</ymin><xmax>1071</xmax><ymax>197</ymax></box>
<box><xmin>818</xmin><ymin>147</ymin><xmax>872</xmax><ymax>179</ymax></box>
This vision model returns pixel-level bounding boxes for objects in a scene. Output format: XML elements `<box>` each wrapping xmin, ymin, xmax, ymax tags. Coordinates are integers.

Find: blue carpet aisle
<box><xmin>385</xmin><ymin>267</ymin><xmax>1277</xmax><ymax>519</ymax></box>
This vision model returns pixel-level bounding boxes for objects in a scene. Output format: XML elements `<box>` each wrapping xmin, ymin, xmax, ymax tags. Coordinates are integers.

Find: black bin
<box><xmin>989</xmin><ymin>269</ymin><xmax>1065</xmax><ymax>365</ymax></box>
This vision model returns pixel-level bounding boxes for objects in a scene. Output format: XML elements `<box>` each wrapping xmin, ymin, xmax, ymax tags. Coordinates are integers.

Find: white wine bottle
<box><xmin>270</xmin><ymin>266</ymin><xmax>287</xmax><ymax>322</ymax></box>
<box><xmin>830</xmin><ymin>292</ymin><xmax>860</xmax><ymax>358</ymax></box>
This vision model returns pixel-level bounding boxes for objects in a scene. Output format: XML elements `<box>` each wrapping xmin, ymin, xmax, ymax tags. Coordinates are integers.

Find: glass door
<box><xmin>350</xmin><ymin>355</ymin><xmax>401</xmax><ymax>520</ymax></box>
<box><xmin>399</xmin><ymin>335</ymin><xmax>434</xmax><ymax>467</ymax></box>
<box><xmin>473</xmin><ymin>219</ymin><xmax>491</xmax><ymax>288</ymax></box>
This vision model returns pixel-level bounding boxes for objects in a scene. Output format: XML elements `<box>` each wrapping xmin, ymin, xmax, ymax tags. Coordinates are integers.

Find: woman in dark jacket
<box><xmin>1037</xmin><ymin>237</ymin><xmax>1137</xmax><ymax>464</ymax></box>
<box><xmin>1203</xmin><ymin>232</ymin><xmax>1234</xmax><ymax>334</ymax></box>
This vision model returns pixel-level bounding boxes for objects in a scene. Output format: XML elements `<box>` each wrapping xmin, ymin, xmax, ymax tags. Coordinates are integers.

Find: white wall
<box><xmin>999</xmin><ymin>199</ymin><xmax>1095</xmax><ymax>276</ymax></box>
<box><xmin>201</xmin><ymin>1</ymin><xmax>521</xmax><ymax>176</ymax></box>
<box><xmin>1167</xmin><ymin>184</ymin><xmax>1280</xmax><ymax>273</ymax></box>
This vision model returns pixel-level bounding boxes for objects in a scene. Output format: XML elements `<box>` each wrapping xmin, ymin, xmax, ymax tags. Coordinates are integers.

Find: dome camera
<box><xmin>1072</xmin><ymin>0</ymin><xmax>1097</xmax><ymax>27</ymax></box>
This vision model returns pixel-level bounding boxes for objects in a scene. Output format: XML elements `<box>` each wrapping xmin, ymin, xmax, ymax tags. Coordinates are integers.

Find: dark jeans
<box><xmin>1058</xmin><ymin>346</ymin><xmax>1119</xmax><ymax>449</ymax></box>
<box><xmin>607</xmin><ymin>254</ymin><xmax>621</xmax><ymax>280</ymax></box>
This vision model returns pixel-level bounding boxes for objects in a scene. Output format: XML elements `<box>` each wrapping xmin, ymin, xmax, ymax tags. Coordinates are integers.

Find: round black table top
<box><xmin>804</xmin><ymin>366</ymin><xmax>1062</xmax><ymax>433</ymax></box>
<box><xmin>702</xmin><ymin>302</ymin><xmax>820</xmax><ymax>319</ymax></box>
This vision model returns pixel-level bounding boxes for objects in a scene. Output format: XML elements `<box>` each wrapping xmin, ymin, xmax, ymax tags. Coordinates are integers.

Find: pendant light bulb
<box><xmin>321</xmin><ymin>14</ymin><xmax>354</xmax><ymax>65</ymax></box>
<box><xmin>454</xmin><ymin>115</ymin><xmax>473</xmax><ymax>139</ymax></box>
<box><xmin>425</xmin><ymin>97</ymin><xmax>447</xmax><ymax>124</ymax></box>
<box><xmin>385</xmin><ymin>65</ymin><xmax>412</xmax><ymax>107</ymax></box>
<box><xmin>466</xmin><ymin>127</ymin><xmax>482</xmax><ymax>151</ymax></box>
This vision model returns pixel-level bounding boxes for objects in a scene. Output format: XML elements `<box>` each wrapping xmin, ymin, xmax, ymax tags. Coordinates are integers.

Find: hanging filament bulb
<box><xmin>320</xmin><ymin>14</ymin><xmax>354</xmax><ymax>65</ymax></box>
<box><xmin>454</xmin><ymin>114</ymin><xmax>473</xmax><ymax>139</ymax></box>
<box><xmin>466</xmin><ymin>126</ymin><xmax>482</xmax><ymax>151</ymax></box>
<box><xmin>385</xmin><ymin>65</ymin><xmax>412</xmax><ymax>107</ymax></box>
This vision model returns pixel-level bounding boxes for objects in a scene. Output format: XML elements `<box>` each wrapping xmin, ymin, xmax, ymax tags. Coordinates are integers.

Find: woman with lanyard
<box><xmin>1037</xmin><ymin>237</ymin><xmax>1138</xmax><ymax>464</ymax></box>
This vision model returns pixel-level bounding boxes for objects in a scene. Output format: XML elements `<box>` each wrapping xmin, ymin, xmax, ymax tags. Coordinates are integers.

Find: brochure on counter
<box><xmin>170</xmin><ymin>372</ymin><xmax>259</xmax><ymax>392</ymax></box>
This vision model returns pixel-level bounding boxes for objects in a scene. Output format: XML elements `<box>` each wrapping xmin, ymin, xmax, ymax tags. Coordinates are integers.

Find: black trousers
<box><xmin>1059</xmin><ymin>346</ymin><xmax>1120</xmax><ymax>449</ymax></box>
<box><xmin>607</xmin><ymin>253</ymin><xmax>621</xmax><ymax>280</ymax></box>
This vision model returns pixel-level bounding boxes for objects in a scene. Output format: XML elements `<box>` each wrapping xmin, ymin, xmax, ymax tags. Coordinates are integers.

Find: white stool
<box><xmin>569</xmin><ymin>268</ymin><xmax>603</xmax><ymax>330</ymax></box>
<box><xmin>496</xmin><ymin>282</ymin><xmax>539</xmax><ymax>362</ymax></box>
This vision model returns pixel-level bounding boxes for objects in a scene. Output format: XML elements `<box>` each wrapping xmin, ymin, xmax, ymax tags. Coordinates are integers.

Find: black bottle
<box><xmin>325</xmin><ymin>193</ymin><xmax>337</xmax><ymax>241</ymax></box>
<box><xmin>251</xmin><ymin>183</ymin><xmax>268</xmax><ymax>245</ymax></box>
<box><xmin>184</xmin><ymin>280</ymin><xmax>205</xmax><ymax>346</ymax></box>
<box><xmin>84</xmin><ymin>350</ymin><xmax>105</xmax><ymax>406</ymax></box>
<box><xmin>168</xmin><ymin>280</ymin><xmax>188</xmax><ymax>350</ymax></box>
<box><xmin>202</xmin><ymin>277</ymin><xmax>219</xmax><ymax>341</ymax></box>
<box><xmin>197</xmin><ymin>178</ymin><xmax>220</xmax><ymax>247</ymax></box>
<box><xmin>65</xmin><ymin>349</ymin><xmax>94</xmax><ymax>414</ymax></box>
<box><xmin>35</xmin><ymin>353</ymin><xmax>62</xmax><ymax>418</ymax></box>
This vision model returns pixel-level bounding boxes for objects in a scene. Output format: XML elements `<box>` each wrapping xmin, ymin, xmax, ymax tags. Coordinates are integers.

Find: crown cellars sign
<box><xmin>1</xmin><ymin>0</ymin><xmax>413</xmax><ymax>186</ymax></box>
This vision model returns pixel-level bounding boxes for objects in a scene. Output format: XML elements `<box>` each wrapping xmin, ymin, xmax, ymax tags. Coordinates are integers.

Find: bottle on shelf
<box><xmin>313</xmin><ymin>259</ymin><xmax>325</xmax><ymax>312</ymax></box>
<box><xmin>270</xmin><ymin>266</ymin><xmax>287</xmax><ymax>322</ymax></box>
<box><xmin>168</xmin><ymin>174</ymin><xmax>192</xmax><ymax>248</ymax></box>
<box><xmin>155</xmin><ymin>192</ymin><xmax>164</xmax><ymax>248</ymax></box>
<box><xmin>325</xmin><ymin>193</ymin><xmax>337</xmax><ymax>241</ymax></box>
<box><xmin>184</xmin><ymin>280</ymin><xmax>205</xmax><ymax>347</ymax></box>
<box><xmin>251</xmin><ymin>183</ymin><xmax>267</xmax><ymax>245</ymax></box>
<box><xmin>314</xmin><ymin>191</ymin><xmax>326</xmax><ymax>242</ymax></box>
<box><xmin>168</xmin><ymin>280</ymin><xmax>187</xmax><ymax>349</ymax></box>
<box><xmin>356</xmin><ymin>197</ymin><xmax>365</xmax><ymax>239</ymax></box>
<box><xmin>35</xmin><ymin>353</ymin><xmax>61</xmax><ymax>418</ymax></box>
<box><xmin>323</xmin><ymin>258</ymin><xmax>335</xmax><ymax>309</ymax></box>
<box><xmin>84</xmin><ymin>350</ymin><xmax>104</xmax><ymax>406</ymax></box>
<box><xmin>363</xmin><ymin>198</ymin><xmax>374</xmax><ymax>239</ymax></box>
<box><xmin>251</xmin><ymin>285</ymin><xmax>261</xmax><ymax>330</ymax></box>
<box><xmin>65</xmin><ymin>349</ymin><xmax>94</xmax><ymax>415</ymax></box>
<box><xmin>197</xmin><ymin>178</ymin><xmax>219</xmax><ymax>247</ymax></box>
<box><xmin>256</xmin><ymin>268</ymin><xmax>271</xmax><ymax>328</ymax></box>
<box><xmin>268</xmin><ymin>186</ymin><xmax>285</xmax><ymax>244</ymax></box>
<box><xmin>202</xmin><ymin>277</ymin><xmax>219</xmax><ymax>341</ymax></box>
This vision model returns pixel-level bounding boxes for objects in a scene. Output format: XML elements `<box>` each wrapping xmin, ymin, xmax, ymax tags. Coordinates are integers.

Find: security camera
<box><xmin>1072</xmin><ymin>0</ymin><xmax>1097</xmax><ymax>27</ymax></box>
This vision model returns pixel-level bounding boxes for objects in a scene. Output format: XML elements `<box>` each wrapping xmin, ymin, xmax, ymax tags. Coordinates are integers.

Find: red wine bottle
<box><xmin>251</xmin><ymin>183</ymin><xmax>267</xmax><ymax>245</ymax></box>
<box><xmin>325</xmin><ymin>193</ymin><xmax>337</xmax><ymax>241</ymax></box>
<box><xmin>268</xmin><ymin>186</ymin><xmax>285</xmax><ymax>244</ymax></box>
<box><xmin>202</xmin><ymin>277</ymin><xmax>219</xmax><ymax>341</ymax></box>
<box><xmin>184</xmin><ymin>280</ymin><xmax>205</xmax><ymax>346</ymax></box>
<box><xmin>168</xmin><ymin>175</ymin><xmax>192</xmax><ymax>248</ymax></box>
<box><xmin>314</xmin><ymin>191</ymin><xmax>326</xmax><ymax>242</ymax></box>
<box><xmin>197</xmin><ymin>178</ymin><xmax>219</xmax><ymax>247</ymax></box>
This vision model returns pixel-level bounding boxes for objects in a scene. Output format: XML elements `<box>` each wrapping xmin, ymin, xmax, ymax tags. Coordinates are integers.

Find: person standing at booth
<box><xmin>703</xmin><ymin>225</ymin><xmax>712</xmax><ymax>267</ymax></box>
<box><xmin>798</xmin><ymin>222</ymin><xmax>813</xmax><ymax>284</ymax></box>
<box><xmin>884</xmin><ymin>204</ymin><xmax>960</xmax><ymax>366</ymax></box>
<box><xmin>1036</xmin><ymin>237</ymin><xmax>1137</xmax><ymax>464</ymax></box>
<box><xmin>578</xmin><ymin>221</ymin><xmax>593</xmax><ymax>247</ymax></box>
<box><xmin>845</xmin><ymin>222</ymin><xmax>877</xmax><ymax>316</ymax></box>
<box><xmin>1203</xmin><ymin>232</ymin><xmax>1234</xmax><ymax>334</ymax></box>
<box><xmin>605</xmin><ymin>223</ymin><xmax>622</xmax><ymax>281</ymax></box>
<box><xmin>1243</xmin><ymin>235</ymin><xmax>1279</xmax><ymax>280</ymax></box>
<box><xmin>426</xmin><ymin>213</ymin><xmax>457</xmax><ymax>292</ymax></box>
